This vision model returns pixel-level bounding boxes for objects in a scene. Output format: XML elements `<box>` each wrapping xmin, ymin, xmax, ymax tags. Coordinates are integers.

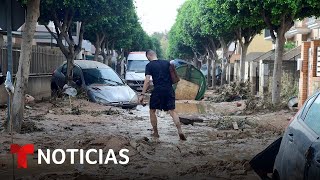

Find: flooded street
<box><xmin>0</xmin><ymin>93</ymin><xmax>296</xmax><ymax>179</ymax></box>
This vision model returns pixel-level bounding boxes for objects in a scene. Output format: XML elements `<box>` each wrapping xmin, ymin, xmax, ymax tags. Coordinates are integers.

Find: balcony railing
<box><xmin>307</xmin><ymin>17</ymin><xmax>320</xmax><ymax>29</ymax></box>
<box><xmin>285</xmin><ymin>20</ymin><xmax>311</xmax><ymax>38</ymax></box>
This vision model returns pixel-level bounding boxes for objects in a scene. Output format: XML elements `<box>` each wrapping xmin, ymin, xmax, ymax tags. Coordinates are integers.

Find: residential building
<box><xmin>0</xmin><ymin>22</ymin><xmax>94</xmax><ymax>58</ymax></box>
<box><xmin>299</xmin><ymin>40</ymin><xmax>320</xmax><ymax>108</ymax></box>
<box><xmin>229</xmin><ymin>31</ymin><xmax>274</xmax><ymax>82</ymax></box>
<box><xmin>264</xmin><ymin>17</ymin><xmax>320</xmax><ymax>45</ymax></box>
<box><xmin>247</xmin><ymin>33</ymin><xmax>273</xmax><ymax>53</ymax></box>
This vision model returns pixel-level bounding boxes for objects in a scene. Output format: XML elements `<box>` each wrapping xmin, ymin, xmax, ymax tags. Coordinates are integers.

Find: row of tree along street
<box><xmin>9</xmin><ymin>0</ymin><xmax>162</xmax><ymax>133</ymax></box>
<box><xmin>167</xmin><ymin>0</ymin><xmax>320</xmax><ymax>104</ymax></box>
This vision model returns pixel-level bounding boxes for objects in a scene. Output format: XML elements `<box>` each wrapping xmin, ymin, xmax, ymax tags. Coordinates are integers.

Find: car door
<box><xmin>279</xmin><ymin>94</ymin><xmax>318</xmax><ymax>180</ymax></box>
<box><xmin>303</xmin><ymin>94</ymin><xmax>320</xmax><ymax>180</ymax></box>
<box><xmin>307</xmin><ymin>142</ymin><xmax>320</xmax><ymax>179</ymax></box>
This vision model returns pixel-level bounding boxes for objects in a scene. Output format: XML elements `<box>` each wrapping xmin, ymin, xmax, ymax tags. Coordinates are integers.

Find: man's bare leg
<box><xmin>168</xmin><ymin>110</ymin><xmax>186</xmax><ymax>140</ymax></box>
<box><xmin>150</xmin><ymin>109</ymin><xmax>159</xmax><ymax>138</ymax></box>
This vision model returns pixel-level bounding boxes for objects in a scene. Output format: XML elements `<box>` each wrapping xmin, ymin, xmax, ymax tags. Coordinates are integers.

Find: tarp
<box><xmin>175</xmin><ymin>64</ymin><xmax>206</xmax><ymax>100</ymax></box>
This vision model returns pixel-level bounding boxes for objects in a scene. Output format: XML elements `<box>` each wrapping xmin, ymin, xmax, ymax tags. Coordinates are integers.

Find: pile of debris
<box><xmin>244</xmin><ymin>94</ymin><xmax>289</xmax><ymax>114</ymax></box>
<box><xmin>209</xmin><ymin>116</ymin><xmax>256</xmax><ymax>130</ymax></box>
<box><xmin>21</xmin><ymin>120</ymin><xmax>44</xmax><ymax>134</ymax></box>
<box><xmin>212</xmin><ymin>82</ymin><xmax>251</xmax><ymax>102</ymax></box>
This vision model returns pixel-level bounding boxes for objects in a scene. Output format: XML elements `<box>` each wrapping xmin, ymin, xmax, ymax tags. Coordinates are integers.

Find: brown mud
<box><xmin>0</xmin><ymin>92</ymin><xmax>296</xmax><ymax>180</ymax></box>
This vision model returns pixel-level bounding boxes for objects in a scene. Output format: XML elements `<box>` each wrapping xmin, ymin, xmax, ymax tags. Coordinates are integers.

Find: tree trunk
<box><xmin>220</xmin><ymin>40</ymin><xmax>229</xmax><ymax>86</ymax></box>
<box><xmin>66</xmin><ymin>54</ymin><xmax>75</xmax><ymax>85</ymax></box>
<box><xmin>207</xmin><ymin>54</ymin><xmax>212</xmax><ymax>87</ymax></box>
<box><xmin>10</xmin><ymin>0</ymin><xmax>40</xmax><ymax>132</ymax></box>
<box><xmin>107</xmin><ymin>50</ymin><xmax>113</xmax><ymax>67</ymax></box>
<box><xmin>94</xmin><ymin>42</ymin><xmax>100</xmax><ymax>61</ymax></box>
<box><xmin>221</xmin><ymin>61</ymin><xmax>227</xmax><ymax>85</ymax></box>
<box><xmin>212</xmin><ymin>57</ymin><xmax>217</xmax><ymax>89</ymax></box>
<box><xmin>93</xmin><ymin>34</ymin><xmax>100</xmax><ymax>61</ymax></box>
<box><xmin>116</xmin><ymin>50</ymin><xmax>124</xmax><ymax>75</ymax></box>
<box><xmin>239</xmin><ymin>44</ymin><xmax>248</xmax><ymax>82</ymax></box>
<box><xmin>272</xmin><ymin>31</ymin><xmax>286</xmax><ymax>105</ymax></box>
<box><xmin>0</xmin><ymin>34</ymin><xmax>4</xmax><ymax>47</ymax></box>
<box><xmin>194</xmin><ymin>58</ymin><xmax>201</xmax><ymax>69</ymax></box>
<box><xmin>101</xmin><ymin>40</ymin><xmax>107</xmax><ymax>64</ymax></box>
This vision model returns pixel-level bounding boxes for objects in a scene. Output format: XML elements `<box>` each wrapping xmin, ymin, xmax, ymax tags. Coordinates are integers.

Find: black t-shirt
<box><xmin>145</xmin><ymin>60</ymin><xmax>172</xmax><ymax>91</ymax></box>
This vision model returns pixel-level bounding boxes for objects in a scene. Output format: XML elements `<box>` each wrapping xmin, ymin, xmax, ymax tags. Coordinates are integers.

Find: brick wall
<box><xmin>299</xmin><ymin>40</ymin><xmax>320</xmax><ymax>107</ymax></box>
<box><xmin>299</xmin><ymin>42</ymin><xmax>310</xmax><ymax>108</ymax></box>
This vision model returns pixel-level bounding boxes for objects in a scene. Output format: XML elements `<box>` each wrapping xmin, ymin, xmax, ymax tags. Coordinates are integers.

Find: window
<box><xmin>127</xmin><ymin>60</ymin><xmax>149</xmax><ymax>73</ymax></box>
<box><xmin>300</xmin><ymin>95</ymin><xmax>316</xmax><ymax>120</ymax></box>
<box><xmin>82</xmin><ymin>68</ymin><xmax>124</xmax><ymax>86</ymax></box>
<box><xmin>62</xmin><ymin>64</ymin><xmax>80</xmax><ymax>77</ymax></box>
<box><xmin>304</xmin><ymin>94</ymin><xmax>320</xmax><ymax>135</ymax></box>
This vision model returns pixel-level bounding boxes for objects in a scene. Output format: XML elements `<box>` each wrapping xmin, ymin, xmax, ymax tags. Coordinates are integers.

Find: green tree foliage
<box><xmin>84</xmin><ymin>0</ymin><xmax>137</xmax><ymax>62</ymax></box>
<box><xmin>151</xmin><ymin>32</ymin><xmax>169</xmax><ymax>58</ymax></box>
<box><xmin>150</xmin><ymin>36</ymin><xmax>163</xmax><ymax>59</ymax></box>
<box><xmin>206</xmin><ymin>0</ymin><xmax>264</xmax><ymax>82</ymax></box>
<box><xmin>129</xmin><ymin>24</ymin><xmax>152</xmax><ymax>51</ymax></box>
<box><xmin>238</xmin><ymin>0</ymin><xmax>320</xmax><ymax>104</ymax></box>
<box><xmin>167</xmin><ymin>1</ymin><xmax>207</xmax><ymax>60</ymax></box>
<box><xmin>168</xmin><ymin>0</ymin><xmax>320</xmax><ymax>98</ymax></box>
<box><xmin>167</xmin><ymin>23</ymin><xmax>194</xmax><ymax>60</ymax></box>
<box><xmin>39</xmin><ymin>0</ymin><xmax>109</xmax><ymax>83</ymax></box>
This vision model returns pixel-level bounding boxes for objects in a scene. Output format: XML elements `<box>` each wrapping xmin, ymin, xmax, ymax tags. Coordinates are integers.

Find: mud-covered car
<box><xmin>251</xmin><ymin>91</ymin><xmax>320</xmax><ymax>180</ymax></box>
<box><xmin>51</xmin><ymin>60</ymin><xmax>138</xmax><ymax>109</ymax></box>
<box><xmin>273</xmin><ymin>91</ymin><xmax>320</xmax><ymax>180</ymax></box>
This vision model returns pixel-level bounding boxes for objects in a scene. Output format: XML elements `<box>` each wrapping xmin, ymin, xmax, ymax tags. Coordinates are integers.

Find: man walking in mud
<box><xmin>139</xmin><ymin>50</ymin><xmax>186</xmax><ymax>141</ymax></box>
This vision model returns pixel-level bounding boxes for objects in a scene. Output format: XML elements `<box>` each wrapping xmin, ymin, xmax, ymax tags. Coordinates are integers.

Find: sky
<box><xmin>135</xmin><ymin>0</ymin><xmax>186</xmax><ymax>35</ymax></box>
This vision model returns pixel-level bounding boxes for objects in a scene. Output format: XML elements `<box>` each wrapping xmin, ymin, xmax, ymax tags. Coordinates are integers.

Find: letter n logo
<box><xmin>10</xmin><ymin>144</ymin><xmax>34</xmax><ymax>168</ymax></box>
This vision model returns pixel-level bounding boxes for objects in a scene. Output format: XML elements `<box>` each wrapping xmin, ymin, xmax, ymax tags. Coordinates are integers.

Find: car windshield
<box><xmin>82</xmin><ymin>68</ymin><xmax>124</xmax><ymax>86</ymax></box>
<box><xmin>127</xmin><ymin>60</ymin><xmax>149</xmax><ymax>73</ymax></box>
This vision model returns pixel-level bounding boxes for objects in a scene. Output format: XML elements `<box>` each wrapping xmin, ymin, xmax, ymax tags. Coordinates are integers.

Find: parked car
<box><xmin>170</xmin><ymin>59</ymin><xmax>190</xmax><ymax>68</ymax></box>
<box><xmin>251</xmin><ymin>91</ymin><xmax>320</xmax><ymax>180</ymax></box>
<box><xmin>125</xmin><ymin>52</ymin><xmax>150</xmax><ymax>91</ymax></box>
<box><xmin>51</xmin><ymin>60</ymin><xmax>138</xmax><ymax>109</ymax></box>
<box><xmin>272</xmin><ymin>91</ymin><xmax>320</xmax><ymax>180</ymax></box>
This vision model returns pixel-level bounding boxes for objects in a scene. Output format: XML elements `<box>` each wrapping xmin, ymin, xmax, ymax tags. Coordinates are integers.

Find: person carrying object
<box><xmin>139</xmin><ymin>50</ymin><xmax>186</xmax><ymax>141</ymax></box>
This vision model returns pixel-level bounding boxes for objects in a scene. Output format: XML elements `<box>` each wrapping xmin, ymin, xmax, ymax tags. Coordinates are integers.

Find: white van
<box><xmin>125</xmin><ymin>52</ymin><xmax>150</xmax><ymax>91</ymax></box>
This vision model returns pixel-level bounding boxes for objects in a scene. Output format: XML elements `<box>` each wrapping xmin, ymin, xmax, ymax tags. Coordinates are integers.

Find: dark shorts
<box><xmin>149</xmin><ymin>88</ymin><xmax>175</xmax><ymax>111</ymax></box>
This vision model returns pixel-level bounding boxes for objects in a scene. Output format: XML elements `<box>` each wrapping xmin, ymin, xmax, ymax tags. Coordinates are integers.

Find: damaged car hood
<box><xmin>88</xmin><ymin>84</ymin><xmax>136</xmax><ymax>103</ymax></box>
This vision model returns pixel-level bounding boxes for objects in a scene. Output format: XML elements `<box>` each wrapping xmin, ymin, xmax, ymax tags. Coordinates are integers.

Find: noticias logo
<box><xmin>10</xmin><ymin>144</ymin><xmax>130</xmax><ymax>169</ymax></box>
